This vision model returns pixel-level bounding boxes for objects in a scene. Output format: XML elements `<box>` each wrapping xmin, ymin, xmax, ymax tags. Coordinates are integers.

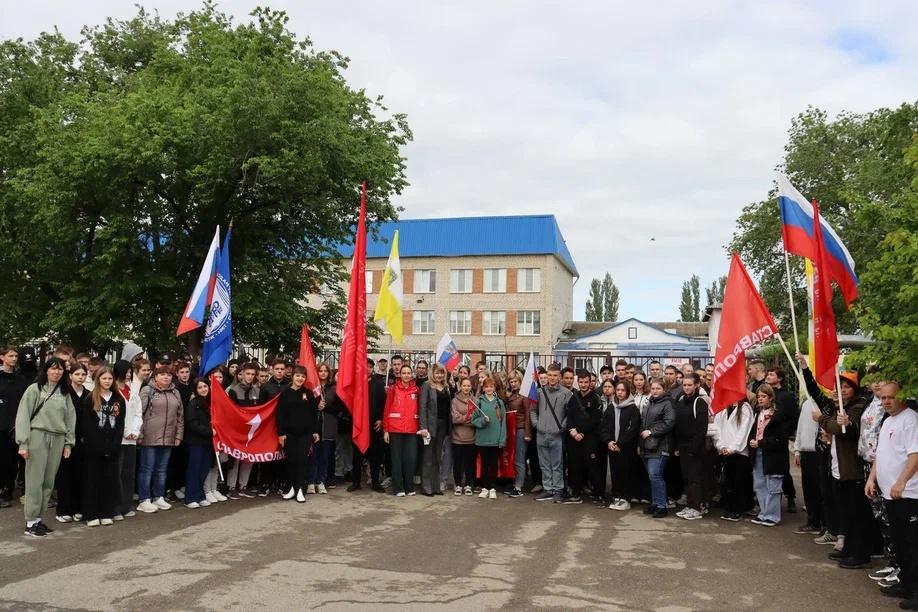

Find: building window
<box><xmin>413</xmin><ymin>269</ymin><xmax>436</xmax><ymax>293</ymax></box>
<box><xmin>628</xmin><ymin>326</ymin><xmax>638</xmax><ymax>340</ymax></box>
<box><xmin>517</xmin><ymin>268</ymin><xmax>541</xmax><ymax>292</ymax></box>
<box><xmin>517</xmin><ymin>311</ymin><xmax>541</xmax><ymax>336</ymax></box>
<box><xmin>450</xmin><ymin>269</ymin><xmax>472</xmax><ymax>293</ymax></box>
<box><xmin>483</xmin><ymin>268</ymin><xmax>507</xmax><ymax>293</ymax></box>
<box><xmin>449</xmin><ymin>310</ymin><xmax>471</xmax><ymax>335</ymax></box>
<box><xmin>365</xmin><ymin>271</ymin><xmax>373</xmax><ymax>294</ymax></box>
<box><xmin>412</xmin><ymin>311</ymin><xmax>435</xmax><ymax>335</ymax></box>
<box><xmin>485</xmin><ymin>354</ymin><xmax>505</xmax><ymax>373</ymax></box>
<box><xmin>482</xmin><ymin>311</ymin><xmax>505</xmax><ymax>335</ymax></box>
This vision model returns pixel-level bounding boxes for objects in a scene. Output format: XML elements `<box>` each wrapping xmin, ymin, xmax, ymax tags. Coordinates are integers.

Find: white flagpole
<box><xmin>834</xmin><ymin>368</ymin><xmax>847</xmax><ymax>434</ymax></box>
<box><xmin>783</xmin><ymin>251</ymin><xmax>801</xmax><ymax>354</ymax></box>
<box><xmin>774</xmin><ymin>333</ymin><xmax>803</xmax><ymax>384</ymax></box>
<box><xmin>215</xmin><ymin>450</ymin><xmax>225</xmax><ymax>482</ymax></box>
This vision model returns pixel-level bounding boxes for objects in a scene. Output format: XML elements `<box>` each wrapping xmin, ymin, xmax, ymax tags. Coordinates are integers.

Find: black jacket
<box><xmin>747</xmin><ymin>407</ymin><xmax>790</xmax><ymax>475</ymax></box>
<box><xmin>80</xmin><ymin>392</ymin><xmax>126</xmax><ymax>458</ymax></box>
<box><xmin>369</xmin><ymin>374</ymin><xmax>387</xmax><ymax>425</ymax></box>
<box><xmin>773</xmin><ymin>387</ymin><xmax>799</xmax><ymax>438</ymax></box>
<box><xmin>566</xmin><ymin>391</ymin><xmax>602</xmax><ymax>442</ymax></box>
<box><xmin>184</xmin><ymin>396</ymin><xmax>213</xmax><ymax>446</ymax></box>
<box><xmin>673</xmin><ymin>393</ymin><xmax>709</xmax><ymax>454</ymax></box>
<box><xmin>228</xmin><ymin>382</ymin><xmax>260</xmax><ymax>407</ymax></box>
<box><xmin>259</xmin><ymin>377</ymin><xmax>289</xmax><ymax>402</ymax></box>
<box><xmin>276</xmin><ymin>386</ymin><xmax>319</xmax><ymax>437</ymax></box>
<box><xmin>599</xmin><ymin>398</ymin><xmax>641</xmax><ymax>448</ymax></box>
<box><xmin>0</xmin><ymin>369</ymin><xmax>27</xmax><ymax>431</ymax></box>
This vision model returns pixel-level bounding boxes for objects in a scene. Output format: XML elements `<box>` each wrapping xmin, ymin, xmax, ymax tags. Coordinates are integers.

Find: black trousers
<box><xmin>818</xmin><ymin>449</ymin><xmax>840</xmax><ymax>535</ymax></box>
<box><xmin>452</xmin><ymin>443</ymin><xmax>476</xmax><ymax>488</ymax></box>
<box><xmin>352</xmin><ymin>433</ymin><xmax>384</xmax><ymax>487</ymax></box>
<box><xmin>679</xmin><ymin>449</ymin><xmax>704</xmax><ymax>509</ymax></box>
<box><xmin>55</xmin><ymin>451</ymin><xmax>82</xmax><ymax>517</ymax></box>
<box><xmin>631</xmin><ymin>453</ymin><xmax>650</xmax><ymax>501</ymax></box>
<box><xmin>0</xmin><ymin>430</ymin><xmax>19</xmax><ymax>498</ymax></box>
<box><xmin>837</xmin><ymin>478</ymin><xmax>880</xmax><ymax>562</ymax></box>
<box><xmin>568</xmin><ymin>438</ymin><xmax>602</xmax><ymax>498</ymax></box>
<box><xmin>886</xmin><ymin>498</ymin><xmax>918</xmax><ymax>593</ymax></box>
<box><xmin>799</xmin><ymin>451</ymin><xmax>823</xmax><ymax>529</ymax></box>
<box><xmin>721</xmin><ymin>453</ymin><xmax>753</xmax><ymax>515</ymax></box>
<box><xmin>609</xmin><ymin>446</ymin><xmax>636</xmax><ymax>501</ymax></box>
<box><xmin>166</xmin><ymin>443</ymin><xmax>186</xmax><ymax>492</ymax></box>
<box><xmin>284</xmin><ymin>434</ymin><xmax>312</xmax><ymax>492</ymax></box>
<box><xmin>664</xmin><ymin>454</ymin><xmax>682</xmax><ymax>500</ymax></box>
<box><xmin>82</xmin><ymin>454</ymin><xmax>120</xmax><ymax>521</ymax></box>
<box><xmin>478</xmin><ymin>446</ymin><xmax>499</xmax><ymax>490</ymax></box>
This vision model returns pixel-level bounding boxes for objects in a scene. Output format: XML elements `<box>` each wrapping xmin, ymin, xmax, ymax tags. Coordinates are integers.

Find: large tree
<box><xmin>584</xmin><ymin>273</ymin><xmax>620</xmax><ymax>322</ymax></box>
<box><xmin>678</xmin><ymin>274</ymin><xmax>701</xmax><ymax>321</ymax></box>
<box><xmin>0</xmin><ymin>4</ymin><xmax>411</xmax><ymax>355</ymax></box>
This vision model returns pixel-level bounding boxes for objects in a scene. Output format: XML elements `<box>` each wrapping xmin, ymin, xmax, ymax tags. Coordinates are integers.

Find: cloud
<box><xmin>3</xmin><ymin>1</ymin><xmax>917</xmax><ymax>322</ymax></box>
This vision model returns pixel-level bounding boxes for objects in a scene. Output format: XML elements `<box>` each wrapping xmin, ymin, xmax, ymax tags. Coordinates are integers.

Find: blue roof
<box><xmin>338</xmin><ymin>214</ymin><xmax>578</xmax><ymax>276</ymax></box>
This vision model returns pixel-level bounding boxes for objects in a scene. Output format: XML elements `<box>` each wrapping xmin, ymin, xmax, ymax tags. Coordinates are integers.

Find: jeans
<box><xmin>644</xmin><ymin>455</ymin><xmax>668</xmax><ymax>510</ymax></box>
<box><xmin>184</xmin><ymin>444</ymin><xmax>211</xmax><ymax>503</ymax></box>
<box><xmin>752</xmin><ymin>452</ymin><xmax>783</xmax><ymax>523</ymax></box>
<box><xmin>137</xmin><ymin>446</ymin><xmax>173</xmax><ymax>501</ymax></box>
<box><xmin>536</xmin><ymin>433</ymin><xmax>564</xmax><ymax>493</ymax></box>
<box><xmin>514</xmin><ymin>429</ymin><xmax>529</xmax><ymax>490</ymax></box>
<box><xmin>309</xmin><ymin>439</ymin><xmax>335</xmax><ymax>485</ymax></box>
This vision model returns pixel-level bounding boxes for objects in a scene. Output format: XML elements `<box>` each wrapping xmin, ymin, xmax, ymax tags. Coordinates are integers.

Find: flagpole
<box><xmin>774</xmin><ymin>333</ymin><xmax>803</xmax><ymax>383</ymax></box>
<box><xmin>783</xmin><ymin>251</ymin><xmax>801</xmax><ymax>354</ymax></box>
<box><xmin>215</xmin><ymin>450</ymin><xmax>224</xmax><ymax>482</ymax></box>
<box><xmin>834</xmin><ymin>368</ymin><xmax>847</xmax><ymax>434</ymax></box>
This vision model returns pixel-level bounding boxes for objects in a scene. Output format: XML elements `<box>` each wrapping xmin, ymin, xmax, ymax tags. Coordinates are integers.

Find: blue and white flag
<box><xmin>519</xmin><ymin>352</ymin><xmax>539</xmax><ymax>404</ymax></box>
<box><xmin>200</xmin><ymin>227</ymin><xmax>233</xmax><ymax>375</ymax></box>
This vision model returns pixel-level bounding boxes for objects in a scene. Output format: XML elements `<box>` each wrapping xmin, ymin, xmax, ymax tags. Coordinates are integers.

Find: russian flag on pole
<box><xmin>776</xmin><ymin>174</ymin><xmax>858</xmax><ymax>306</ymax></box>
<box><xmin>435</xmin><ymin>333</ymin><xmax>461</xmax><ymax>371</ymax></box>
<box><xmin>176</xmin><ymin>226</ymin><xmax>221</xmax><ymax>336</ymax></box>
<box><xmin>199</xmin><ymin>226</ymin><xmax>233</xmax><ymax>375</ymax></box>
<box><xmin>519</xmin><ymin>352</ymin><xmax>539</xmax><ymax>404</ymax></box>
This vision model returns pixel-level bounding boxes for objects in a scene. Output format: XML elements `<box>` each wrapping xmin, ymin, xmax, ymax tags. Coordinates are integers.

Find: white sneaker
<box><xmin>73</xmin><ymin>513</ymin><xmax>83</xmax><ymax>521</ymax></box>
<box><xmin>317</xmin><ymin>483</ymin><xmax>327</xmax><ymax>495</ymax></box>
<box><xmin>676</xmin><ymin>494</ymin><xmax>688</xmax><ymax>506</ymax></box>
<box><xmin>296</xmin><ymin>489</ymin><xmax>306</xmax><ymax>503</ymax></box>
<box><xmin>100</xmin><ymin>518</ymin><xmax>114</xmax><ymax>526</ymax></box>
<box><xmin>136</xmin><ymin>500</ymin><xmax>158</xmax><ymax>513</ymax></box>
<box><xmin>125</xmin><ymin>510</ymin><xmax>136</xmax><ymax>517</ymax></box>
<box><xmin>185</xmin><ymin>502</ymin><xmax>201</xmax><ymax>509</ymax></box>
<box><xmin>488</xmin><ymin>489</ymin><xmax>497</xmax><ymax>499</ymax></box>
<box><xmin>55</xmin><ymin>515</ymin><xmax>73</xmax><ymax>523</ymax></box>
<box><xmin>87</xmin><ymin>519</ymin><xmax>101</xmax><ymax>527</ymax></box>
<box><xmin>213</xmin><ymin>491</ymin><xmax>228</xmax><ymax>502</ymax></box>
<box><xmin>681</xmin><ymin>508</ymin><xmax>703</xmax><ymax>521</ymax></box>
<box><xmin>282</xmin><ymin>487</ymin><xmax>296</xmax><ymax>500</ymax></box>
<box><xmin>174</xmin><ymin>488</ymin><xmax>185</xmax><ymax>500</ymax></box>
<box><xmin>113</xmin><ymin>514</ymin><xmax>124</xmax><ymax>521</ymax></box>
<box><xmin>675</xmin><ymin>508</ymin><xmax>689</xmax><ymax>518</ymax></box>
<box><xmin>464</xmin><ymin>486</ymin><xmax>473</xmax><ymax>496</ymax></box>
<box><xmin>153</xmin><ymin>497</ymin><xmax>172</xmax><ymax>510</ymax></box>
<box><xmin>455</xmin><ymin>486</ymin><xmax>463</xmax><ymax>496</ymax></box>
<box><xmin>205</xmin><ymin>492</ymin><xmax>219</xmax><ymax>504</ymax></box>
<box><xmin>479</xmin><ymin>488</ymin><xmax>489</xmax><ymax>499</ymax></box>
<box><xmin>199</xmin><ymin>499</ymin><xmax>212</xmax><ymax>507</ymax></box>
<box><xmin>395</xmin><ymin>492</ymin><xmax>406</xmax><ymax>497</ymax></box>
<box><xmin>306</xmin><ymin>484</ymin><xmax>316</xmax><ymax>494</ymax></box>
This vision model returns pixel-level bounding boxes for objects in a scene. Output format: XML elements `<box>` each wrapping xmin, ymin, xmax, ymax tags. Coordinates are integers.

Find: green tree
<box><xmin>585</xmin><ymin>278</ymin><xmax>602</xmax><ymax>322</ymax></box>
<box><xmin>728</xmin><ymin>104</ymin><xmax>918</xmax><ymax>336</ymax></box>
<box><xmin>679</xmin><ymin>274</ymin><xmax>701</xmax><ymax>321</ymax></box>
<box><xmin>706</xmin><ymin>276</ymin><xmax>727</xmax><ymax>307</ymax></box>
<box><xmin>601</xmin><ymin>273</ymin><xmax>620</xmax><ymax>322</ymax></box>
<box><xmin>0</xmin><ymin>4</ymin><xmax>411</xmax><ymax>355</ymax></box>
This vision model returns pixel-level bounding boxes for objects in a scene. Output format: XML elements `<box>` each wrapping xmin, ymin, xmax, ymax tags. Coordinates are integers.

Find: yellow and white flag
<box><xmin>373</xmin><ymin>230</ymin><xmax>403</xmax><ymax>343</ymax></box>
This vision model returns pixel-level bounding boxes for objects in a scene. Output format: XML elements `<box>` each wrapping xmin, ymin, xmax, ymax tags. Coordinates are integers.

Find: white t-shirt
<box><xmin>876</xmin><ymin>409</ymin><xmax>918</xmax><ymax>500</ymax></box>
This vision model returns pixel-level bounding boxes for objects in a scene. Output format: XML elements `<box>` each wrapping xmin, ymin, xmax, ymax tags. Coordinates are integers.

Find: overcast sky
<box><xmin>4</xmin><ymin>2</ymin><xmax>917</xmax><ymax>321</ymax></box>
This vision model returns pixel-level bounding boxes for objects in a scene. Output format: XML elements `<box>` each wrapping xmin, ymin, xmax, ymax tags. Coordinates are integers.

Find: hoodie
<box><xmin>674</xmin><ymin>392</ymin><xmax>709</xmax><ymax>454</ymax></box>
<box><xmin>471</xmin><ymin>394</ymin><xmax>507</xmax><ymax>448</ymax></box>
<box><xmin>15</xmin><ymin>383</ymin><xmax>77</xmax><ymax>449</ymax></box>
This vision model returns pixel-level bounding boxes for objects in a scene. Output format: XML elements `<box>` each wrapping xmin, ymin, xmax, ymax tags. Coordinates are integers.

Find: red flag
<box><xmin>710</xmin><ymin>253</ymin><xmax>779</xmax><ymax>413</ymax></box>
<box><xmin>336</xmin><ymin>182</ymin><xmax>370</xmax><ymax>453</ymax></box>
<box><xmin>210</xmin><ymin>378</ymin><xmax>283</xmax><ymax>462</ymax></box>
<box><xmin>298</xmin><ymin>324</ymin><xmax>322</xmax><ymax>397</ymax></box>
<box><xmin>811</xmin><ymin>202</ymin><xmax>839</xmax><ymax>389</ymax></box>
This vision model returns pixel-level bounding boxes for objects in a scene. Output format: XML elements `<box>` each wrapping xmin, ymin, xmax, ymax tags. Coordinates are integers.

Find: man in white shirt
<box><xmin>866</xmin><ymin>382</ymin><xmax>918</xmax><ymax>607</ymax></box>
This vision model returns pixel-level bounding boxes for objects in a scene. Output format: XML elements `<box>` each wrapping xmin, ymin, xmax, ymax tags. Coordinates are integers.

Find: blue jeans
<box><xmin>184</xmin><ymin>445</ymin><xmax>210</xmax><ymax>503</ymax></box>
<box><xmin>308</xmin><ymin>440</ymin><xmax>335</xmax><ymax>485</ymax></box>
<box><xmin>138</xmin><ymin>446</ymin><xmax>173</xmax><ymax>501</ymax></box>
<box><xmin>514</xmin><ymin>429</ymin><xmax>529</xmax><ymax>490</ymax></box>
<box><xmin>537</xmin><ymin>433</ymin><xmax>564</xmax><ymax>493</ymax></box>
<box><xmin>644</xmin><ymin>455</ymin><xmax>669</xmax><ymax>509</ymax></box>
<box><xmin>753</xmin><ymin>452</ymin><xmax>783</xmax><ymax>523</ymax></box>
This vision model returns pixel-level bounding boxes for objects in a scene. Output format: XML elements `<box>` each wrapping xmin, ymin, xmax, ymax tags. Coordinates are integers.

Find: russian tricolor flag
<box><xmin>176</xmin><ymin>226</ymin><xmax>221</xmax><ymax>336</ymax></box>
<box><xmin>519</xmin><ymin>352</ymin><xmax>539</xmax><ymax>404</ymax></box>
<box><xmin>777</xmin><ymin>174</ymin><xmax>858</xmax><ymax>306</ymax></box>
<box><xmin>435</xmin><ymin>333</ymin><xmax>461</xmax><ymax>371</ymax></box>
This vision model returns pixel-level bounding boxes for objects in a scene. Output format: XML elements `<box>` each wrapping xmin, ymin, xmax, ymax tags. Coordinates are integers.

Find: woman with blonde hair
<box><xmin>80</xmin><ymin>367</ymin><xmax>126</xmax><ymax>526</ymax></box>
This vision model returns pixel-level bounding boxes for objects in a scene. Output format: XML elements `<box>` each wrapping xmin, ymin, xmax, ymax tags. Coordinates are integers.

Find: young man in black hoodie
<box><xmin>565</xmin><ymin>370</ymin><xmax>603</xmax><ymax>505</ymax></box>
<box><xmin>349</xmin><ymin>359</ymin><xmax>386</xmax><ymax>492</ymax></box>
<box><xmin>674</xmin><ymin>373</ymin><xmax>709</xmax><ymax>520</ymax></box>
<box><xmin>0</xmin><ymin>346</ymin><xmax>27</xmax><ymax>508</ymax></box>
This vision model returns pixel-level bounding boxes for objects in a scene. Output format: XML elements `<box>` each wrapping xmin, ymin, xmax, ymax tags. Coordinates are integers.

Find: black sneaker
<box><xmin>786</xmin><ymin>499</ymin><xmax>797</xmax><ymax>514</ymax></box>
<box><xmin>24</xmin><ymin>523</ymin><xmax>46</xmax><ymax>537</ymax></box>
<box><xmin>563</xmin><ymin>496</ymin><xmax>583</xmax><ymax>505</ymax></box>
<box><xmin>257</xmin><ymin>486</ymin><xmax>270</xmax><ymax>498</ymax></box>
<box><xmin>371</xmin><ymin>484</ymin><xmax>386</xmax><ymax>493</ymax></box>
<box><xmin>326</xmin><ymin>482</ymin><xmax>338</xmax><ymax>490</ymax></box>
<box><xmin>880</xmin><ymin>584</ymin><xmax>910</xmax><ymax>598</ymax></box>
<box><xmin>35</xmin><ymin>521</ymin><xmax>53</xmax><ymax>534</ymax></box>
<box><xmin>721</xmin><ymin>513</ymin><xmax>741</xmax><ymax>522</ymax></box>
<box><xmin>828</xmin><ymin>550</ymin><xmax>846</xmax><ymax>561</ymax></box>
<box><xmin>238</xmin><ymin>488</ymin><xmax>256</xmax><ymax>499</ymax></box>
<box><xmin>794</xmin><ymin>523</ymin><xmax>820</xmax><ymax>534</ymax></box>
<box><xmin>535</xmin><ymin>491</ymin><xmax>555</xmax><ymax>502</ymax></box>
<box><xmin>552</xmin><ymin>492</ymin><xmax>565</xmax><ymax>503</ymax></box>
<box><xmin>651</xmin><ymin>507</ymin><xmax>668</xmax><ymax>518</ymax></box>
<box><xmin>227</xmin><ymin>489</ymin><xmax>241</xmax><ymax>500</ymax></box>
<box><xmin>346</xmin><ymin>483</ymin><xmax>361</xmax><ymax>492</ymax></box>
<box><xmin>838</xmin><ymin>557</ymin><xmax>871</xmax><ymax>570</ymax></box>
<box><xmin>507</xmin><ymin>489</ymin><xmax>524</xmax><ymax>498</ymax></box>
<box><xmin>643</xmin><ymin>505</ymin><xmax>657</xmax><ymax>515</ymax></box>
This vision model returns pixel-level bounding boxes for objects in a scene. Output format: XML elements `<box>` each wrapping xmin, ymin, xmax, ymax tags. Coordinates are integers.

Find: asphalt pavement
<box><xmin>0</xmin><ymin>484</ymin><xmax>901</xmax><ymax>611</ymax></box>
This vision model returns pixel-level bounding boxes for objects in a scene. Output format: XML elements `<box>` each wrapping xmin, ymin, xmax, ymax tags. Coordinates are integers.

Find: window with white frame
<box><xmin>516</xmin><ymin>311</ymin><xmax>541</xmax><ymax>336</ymax></box>
<box><xmin>482</xmin><ymin>311</ymin><xmax>505</xmax><ymax>335</ymax></box>
<box><xmin>365</xmin><ymin>270</ymin><xmax>374</xmax><ymax>294</ymax></box>
<box><xmin>412</xmin><ymin>311</ymin><xmax>435</xmax><ymax>334</ymax></box>
<box><xmin>483</xmin><ymin>268</ymin><xmax>507</xmax><ymax>293</ymax></box>
<box><xmin>448</xmin><ymin>310</ymin><xmax>472</xmax><ymax>335</ymax></box>
<box><xmin>449</xmin><ymin>269</ymin><xmax>472</xmax><ymax>293</ymax></box>
<box><xmin>412</xmin><ymin>269</ymin><xmax>436</xmax><ymax>293</ymax></box>
<box><xmin>517</xmin><ymin>268</ymin><xmax>541</xmax><ymax>292</ymax></box>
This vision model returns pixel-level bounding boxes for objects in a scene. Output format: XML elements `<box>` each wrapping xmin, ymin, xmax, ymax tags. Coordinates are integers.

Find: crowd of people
<box><xmin>0</xmin><ymin>344</ymin><xmax>915</xmax><ymax>608</ymax></box>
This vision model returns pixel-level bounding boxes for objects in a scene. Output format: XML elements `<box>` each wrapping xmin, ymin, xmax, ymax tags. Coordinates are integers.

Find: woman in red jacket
<box><xmin>384</xmin><ymin>365</ymin><xmax>420</xmax><ymax>497</ymax></box>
